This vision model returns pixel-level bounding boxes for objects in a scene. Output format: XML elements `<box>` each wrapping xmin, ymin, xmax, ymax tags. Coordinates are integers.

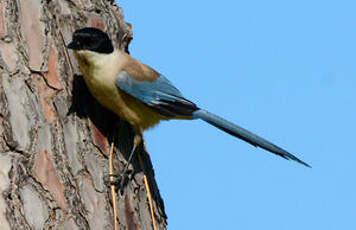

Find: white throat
<box><xmin>73</xmin><ymin>49</ymin><xmax>120</xmax><ymax>78</ymax></box>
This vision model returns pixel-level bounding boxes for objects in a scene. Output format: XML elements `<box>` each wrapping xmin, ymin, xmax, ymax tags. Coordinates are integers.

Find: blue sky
<box><xmin>118</xmin><ymin>1</ymin><xmax>355</xmax><ymax>229</ymax></box>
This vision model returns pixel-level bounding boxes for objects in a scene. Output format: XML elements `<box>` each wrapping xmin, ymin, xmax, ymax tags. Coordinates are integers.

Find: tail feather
<box><xmin>192</xmin><ymin>109</ymin><xmax>310</xmax><ymax>167</ymax></box>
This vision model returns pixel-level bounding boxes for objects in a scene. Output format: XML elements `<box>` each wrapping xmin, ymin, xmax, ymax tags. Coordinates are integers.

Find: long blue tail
<box><xmin>192</xmin><ymin>109</ymin><xmax>310</xmax><ymax>167</ymax></box>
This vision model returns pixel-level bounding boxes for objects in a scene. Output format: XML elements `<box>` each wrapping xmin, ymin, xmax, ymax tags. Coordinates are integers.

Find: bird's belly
<box><xmin>84</xmin><ymin>75</ymin><xmax>163</xmax><ymax>132</ymax></box>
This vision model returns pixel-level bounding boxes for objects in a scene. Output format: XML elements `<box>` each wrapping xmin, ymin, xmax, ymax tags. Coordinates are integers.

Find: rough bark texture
<box><xmin>0</xmin><ymin>0</ymin><xmax>167</xmax><ymax>229</ymax></box>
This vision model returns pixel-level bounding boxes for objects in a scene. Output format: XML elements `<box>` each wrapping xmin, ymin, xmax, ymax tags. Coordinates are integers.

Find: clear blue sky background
<box><xmin>118</xmin><ymin>1</ymin><xmax>355</xmax><ymax>229</ymax></box>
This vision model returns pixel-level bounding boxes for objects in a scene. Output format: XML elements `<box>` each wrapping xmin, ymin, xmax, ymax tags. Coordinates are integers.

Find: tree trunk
<box><xmin>0</xmin><ymin>0</ymin><xmax>166</xmax><ymax>229</ymax></box>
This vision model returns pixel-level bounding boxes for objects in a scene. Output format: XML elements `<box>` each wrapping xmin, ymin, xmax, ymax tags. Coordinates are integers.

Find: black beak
<box><xmin>67</xmin><ymin>40</ymin><xmax>79</xmax><ymax>50</ymax></box>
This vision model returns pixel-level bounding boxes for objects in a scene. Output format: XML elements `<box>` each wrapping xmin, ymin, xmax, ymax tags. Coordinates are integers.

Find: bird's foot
<box><xmin>104</xmin><ymin>170</ymin><xmax>133</xmax><ymax>193</ymax></box>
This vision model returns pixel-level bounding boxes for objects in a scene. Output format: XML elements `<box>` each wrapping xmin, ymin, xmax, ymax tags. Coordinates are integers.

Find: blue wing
<box><xmin>115</xmin><ymin>71</ymin><xmax>198</xmax><ymax>117</ymax></box>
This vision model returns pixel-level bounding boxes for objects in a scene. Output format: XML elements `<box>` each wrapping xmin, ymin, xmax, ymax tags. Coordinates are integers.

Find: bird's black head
<box><xmin>67</xmin><ymin>27</ymin><xmax>114</xmax><ymax>54</ymax></box>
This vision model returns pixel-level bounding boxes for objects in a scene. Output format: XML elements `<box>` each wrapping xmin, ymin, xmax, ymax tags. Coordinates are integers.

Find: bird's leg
<box><xmin>122</xmin><ymin>133</ymin><xmax>142</xmax><ymax>175</ymax></box>
<box><xmin>113</xmin><ymin>133</ymin><xmax>142</xmax><ymax>190</ymax></box>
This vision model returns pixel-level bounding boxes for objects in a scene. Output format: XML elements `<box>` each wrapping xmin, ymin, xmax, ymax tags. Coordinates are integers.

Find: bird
<box><xmin>67</xmin><ymin>27</ymin><xmax>310</xmax><ymax>168</ymax></box>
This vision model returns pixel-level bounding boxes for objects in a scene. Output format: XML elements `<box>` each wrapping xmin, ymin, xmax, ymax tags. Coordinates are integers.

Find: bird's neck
<box><xmin>74</xmin><ymin>49</ymin><xmax>121</xmax><ymax>78</ymax></box>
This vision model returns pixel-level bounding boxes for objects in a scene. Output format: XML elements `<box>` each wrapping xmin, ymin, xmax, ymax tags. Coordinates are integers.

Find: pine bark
<box><xmin>0</xmin><ymin>0</ymin><xmax>166</xmax><ymax>229</ymax></box>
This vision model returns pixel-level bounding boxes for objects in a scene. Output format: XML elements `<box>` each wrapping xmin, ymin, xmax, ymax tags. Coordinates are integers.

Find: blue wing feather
<box><xmin>115</xmin><ymin>71</ymin><xmax>198</xmax><ymax>117</ymax></box>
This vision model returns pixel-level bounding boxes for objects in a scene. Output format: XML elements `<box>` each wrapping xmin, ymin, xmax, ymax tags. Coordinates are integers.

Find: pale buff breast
<box><xmin>74</xmin><ymin>50</ymin><xmax>166</xmax><ymax>132</ymax></box>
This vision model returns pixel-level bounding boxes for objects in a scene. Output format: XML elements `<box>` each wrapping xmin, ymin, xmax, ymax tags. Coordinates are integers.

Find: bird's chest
<box><xmin>81</xmin><ymin>65</ymin><xmax>121</xmax><ymax>111</ymax></box>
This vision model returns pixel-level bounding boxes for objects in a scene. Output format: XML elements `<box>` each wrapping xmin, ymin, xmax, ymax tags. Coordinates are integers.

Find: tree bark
<box><xmin>0</xmin><ymin>0</ymin><xmax>166</xmax><ymax>229</ymax></box>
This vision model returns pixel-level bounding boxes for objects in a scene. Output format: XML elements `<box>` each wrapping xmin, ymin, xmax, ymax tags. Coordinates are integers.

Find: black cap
<box><xmin>67</xmin><ymin>27</ymin><xmax>114</xmax><ymax>54</ymax></box>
